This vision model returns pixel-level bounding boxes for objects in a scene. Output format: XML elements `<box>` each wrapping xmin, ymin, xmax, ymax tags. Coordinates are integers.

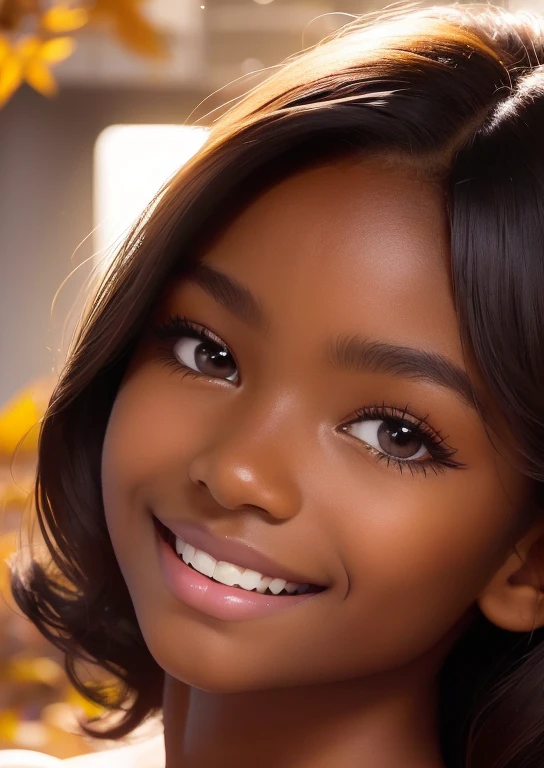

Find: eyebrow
<box><xmin>188</xmin><ymin>262</ymin><xmax>269</xmax><ymax>332</ymax></box>
<box><xmin>324</xmin><ymin>336</ymin><xmax>477</xmax><ymax>410</ymax></box>
<box><xmin>187</xmin><ymin>262</ymin><xmax>479</xmax><ymax>410</ymax></box>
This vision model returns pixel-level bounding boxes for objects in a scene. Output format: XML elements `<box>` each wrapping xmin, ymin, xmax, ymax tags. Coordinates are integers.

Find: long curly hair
<box><xmin>11</xmin><ymin>4</ymin><xmax>544</xmax><ymax>766</ymax></box>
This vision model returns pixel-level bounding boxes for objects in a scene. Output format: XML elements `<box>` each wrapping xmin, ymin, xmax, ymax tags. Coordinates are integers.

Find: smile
<box><xmin>154</xmin><ymin>517</ymin><xmax>324</xmax><ymax>597</ymax></box>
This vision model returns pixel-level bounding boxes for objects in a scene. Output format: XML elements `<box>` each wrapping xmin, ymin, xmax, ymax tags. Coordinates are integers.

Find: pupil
<box><xmin>389</xmin><ymin>424</ymin><xmax>413</xmax><ymax>445</ymax></box>
<box><xmin>377</xmin><ymin>420</ymin><xmax>423</xmax><ymax>459</ymax></box>
<box><xmin>196</xmin><ymin>342</ymin><xmax>236</xmax><ymax>377</ymax></box>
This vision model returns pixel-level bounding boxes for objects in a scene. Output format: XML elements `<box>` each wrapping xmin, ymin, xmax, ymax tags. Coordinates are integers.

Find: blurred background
<box><xmin>0</xmin><ymin>0</ymin><xmax>533</xmax><ymax>760</ymax></box>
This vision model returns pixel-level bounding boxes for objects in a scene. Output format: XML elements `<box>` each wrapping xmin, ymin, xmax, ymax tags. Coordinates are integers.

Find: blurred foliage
<box><xmin>0</xmin><ymin>379</ymin><xmax>107</xmax><ymax>757</ymax></box>
<box><xmin>90</xmin><ymin>0</ymin><xmax>167</xmax><ymax>57</ymax></box>
<box><xmin>0</xmin><ymin>0</ymin><xmax>168</xmax><ymax>106</ymax></box>
<box><xmin>0</xmin><ymin>385</ymin><xmax>44</xmax><ymax>455</ymax></box>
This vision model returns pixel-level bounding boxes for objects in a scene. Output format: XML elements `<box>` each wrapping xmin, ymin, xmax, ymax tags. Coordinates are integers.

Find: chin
<box><xmin>140</xmin><ymin>627</ymin><xmax>248</xmax><ymax>692</ymax></box>
<box><xmin>139</xmin><ymin>621</ymin><xmax>303</xmax><ymax>694</ymax></box>
<box><xmin>156</xmin><ymin>652</ymin><xmax>272</xmax><ymax>694</ymax></box>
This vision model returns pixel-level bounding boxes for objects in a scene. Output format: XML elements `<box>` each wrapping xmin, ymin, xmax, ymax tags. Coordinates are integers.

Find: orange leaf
<box><xmin>0</xmin><ymin>54</ymin><xmax>22</xmax><ymax>105</ymax></box>
<box><xmin>114</xmin><ymin>5</ymin><xmax>167</xmax><ymax>58</ymax></box>
<box><xmin>24</xmin><ymin>58</ymin><xmax>58</xmax><ymax>96</ymax></box>
<box><xmin>40</xmin><ymin>36</ymin><xmax>75</xmax><ymax>63</ymax></box>
<box><xmin>42</xmin><ymin>6</ymin><xmax>89</xmax><ymax>33</ymax></box>
<box><xmin>89</xmin><ymin>0</ymin><xmax>166</xmax><ymax>58</ymax></box>
<box><xmin>90</xmin><ymin>0</ymin><xmax>149</xmax><ymax>18</ymax></box>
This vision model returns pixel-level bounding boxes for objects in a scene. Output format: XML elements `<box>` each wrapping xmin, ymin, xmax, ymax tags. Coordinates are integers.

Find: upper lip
<box><xmin>155</xmin><ymin>515</ymin><xmax>326</xmax><ymax>587</ymax></box>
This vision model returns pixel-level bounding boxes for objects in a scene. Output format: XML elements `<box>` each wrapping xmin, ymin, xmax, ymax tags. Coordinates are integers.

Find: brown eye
<box><xmin>173</xmin><ymin>338</ymin><xmax>238</xmax><ymax>382</ymax></box>
<box><xmin>346</xmin><ymin>418</ymin><xmax>429</xmax><ymax>461</ymax></box>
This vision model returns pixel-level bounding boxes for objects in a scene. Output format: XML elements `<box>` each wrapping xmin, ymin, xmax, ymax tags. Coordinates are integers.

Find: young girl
<box><xmin>5</xmin><ymin>3</ymin><xmax>544</xmax><ymax>766</ymax></box>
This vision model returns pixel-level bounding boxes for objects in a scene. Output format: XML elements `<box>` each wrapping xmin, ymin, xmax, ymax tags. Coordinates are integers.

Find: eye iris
<box><xmin>195</xmin><ymin>341</ymin><xmax>236</xmax><ymax>378</ymax></box>
<box><xmin>377</xmin><ymin>421</ymin><xmax>424</xmax><ymax>459</ymax></box>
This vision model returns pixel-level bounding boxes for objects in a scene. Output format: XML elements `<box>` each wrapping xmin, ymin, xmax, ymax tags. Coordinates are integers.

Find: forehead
<box><xmin>200</xmin><ymin>160</ymin><xmax>462</xmax><ymax>361</ymax></box>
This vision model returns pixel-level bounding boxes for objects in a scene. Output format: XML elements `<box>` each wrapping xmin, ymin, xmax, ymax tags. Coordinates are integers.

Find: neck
<box><xmin>163</xmin><ymin>667</ymin><xmax>445</xmax><ymax>768</ymax></box>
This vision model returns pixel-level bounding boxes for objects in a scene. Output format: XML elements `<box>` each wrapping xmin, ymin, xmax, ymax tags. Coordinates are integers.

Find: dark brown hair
<box><xmin>11</xmin><ymin>4</ymin><xmax>544</xmax><ymax>765</ymax></box>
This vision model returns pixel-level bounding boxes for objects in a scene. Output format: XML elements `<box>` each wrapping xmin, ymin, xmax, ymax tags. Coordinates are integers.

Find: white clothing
<box><xmin>0</xmin><ymin>735</ymin><xmax>165</xmax><ymax>768</ymax></box>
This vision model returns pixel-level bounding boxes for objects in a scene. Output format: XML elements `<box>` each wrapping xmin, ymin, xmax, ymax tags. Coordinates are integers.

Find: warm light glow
<box><xmin>93</xmin><ymin>124</ymin><xmax>208</xmax><ymax>267</ymax></box>
<box><xmin>253</xmin><ymin>0</ymin><xmax>275</xmax><ymax>4</ymax></box>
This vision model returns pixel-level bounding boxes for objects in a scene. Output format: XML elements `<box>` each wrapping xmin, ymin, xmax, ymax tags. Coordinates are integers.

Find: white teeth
<box><xmin>213</xmin><ymin>561</ymin><xmax>245</xmax><ymax>586</ymax></box>
<box><xmin>192</xmin><ymin>549</ymin><xmax>217</xmax><ymax>578</ymax></box>
<box><xmin>256</xmin><ymin>576</ymin><xmax>273</xmax><ymax>594</ymax></box>
<box><xmin>175</xmin><ymin>537</ymin><xmax>186</xmax><ymax>556</ymax></box>
<box><xmin>238</xmin><ymin>569</ymin><xmax>263</xmax><ymax>591</ymax></box>
<box><xmin>181</xmin><ymin>543</ymin><xmax>195</xmax><ymax>565</ymax></box>
<box><xmin>173</xmin><ymin>534</ymin><xmax>309</xmax><ymax>595</ymax></box>
<box><xmin>268</xmin><ymin>578</ymin><xmax>287</xmax><ymax>595</ymax></box>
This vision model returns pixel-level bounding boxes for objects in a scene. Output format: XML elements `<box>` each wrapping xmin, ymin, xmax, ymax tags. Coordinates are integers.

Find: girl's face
<box><xmin>101</xmin><ymin>160</ymin><xmax>529</xmax><ymax>692</ymax></box>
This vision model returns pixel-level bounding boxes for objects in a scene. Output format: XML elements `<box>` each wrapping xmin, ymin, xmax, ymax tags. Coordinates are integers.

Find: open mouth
<box><xmin>154</xmin><ymin>517</ymin><xmax>325</xmax><ymax>598</ymax></box>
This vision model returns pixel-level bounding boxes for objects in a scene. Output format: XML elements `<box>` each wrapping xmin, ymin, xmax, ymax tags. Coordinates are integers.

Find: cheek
<box><xmin>100</xmin><ymin>367</ymin><xmax>213</xmax><ymax>580</ymax></box>
<box><xmin>331</xmin><ymin>462</ymin><xmax>523</xmax><ymax>662</ymax></box>
<box><xmin>100</xmin><ymin>358</ymin><xmax>527</xmax><ymax>686</ymax></box>
<box><xmin>101</xmin><ymin>366</ymin><xmax>209</xmax><ymax>512</ymax></box>
<box><xmin>100</xmin><ymin>366</ymin><xmax>217</xmax><ymax>614</ymax></box>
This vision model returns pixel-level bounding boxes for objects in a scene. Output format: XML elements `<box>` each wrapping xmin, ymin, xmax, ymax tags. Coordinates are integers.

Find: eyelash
<box><xmin>342</xmin><ymin>404</ymin><xmax>465</xmax><ymax>477</ymax></box>
<box><xmin>151</xmin><ymin>314</ymin><xmax>231</xmax><ymax>381</ymax></box>
<box><xmin>150</xmin><ymin>314</ymin><xmax>465</xmax><ymax>477</ymax></box>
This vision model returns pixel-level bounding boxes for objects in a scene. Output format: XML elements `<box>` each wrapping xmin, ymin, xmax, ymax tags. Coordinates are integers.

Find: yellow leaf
<box><xmin>40</xmin><ymin>36</ymin><xmax>75</xmax><ymax>63</ymax></box>
<box><xmin>0</xmin><ymin>391</ymin><xmax>40</xmax><ymax>454</ymax></box>
<box><xmin>0</xmin><ymin>710</ymin><xmax>18</xmax><ymax>742</ymax></box>
<box><xmin>42</xmin><ymin>6</ymin><xmax>89</xmax><ymax>33</ymax></box>
<box><xmin>24</xmin><ymin>58</ymin><xmax>58</xmax><ymax>96</ymax></box>
<box><xmin>66</xmin><ymin>688</ymin><xmax>105</xmax><ymax>718</ymax></box>
<box><xmin>0</xmin><ymin>36</ymin><xmax>12</xmax><ymax>62</ymax></box>
<box><xmin>0</xmin><ymin>54</ymin><xmax>22</xmax><ymax>106</ymax></box>
<box><xmin>16</xmin><ymin>35</ymin><xmax>40</xmax><ymax>60</ymax></box>
<box><xmin>8</xmin><ymin>657</ymin><xmax>64</xmax><ymax>685</ymax></box>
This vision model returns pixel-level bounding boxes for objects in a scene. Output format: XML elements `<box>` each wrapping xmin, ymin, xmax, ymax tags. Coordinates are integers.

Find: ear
<box><xmin>478</xmin><ymin>520</ymin><xmax>544</xmax><ymax>632</ymax></box>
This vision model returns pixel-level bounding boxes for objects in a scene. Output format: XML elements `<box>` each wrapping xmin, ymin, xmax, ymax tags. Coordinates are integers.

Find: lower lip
<box><xmin>156</xmin><ymin>532</ymin><xmax>323</xmax><ymax>622</ymax></box>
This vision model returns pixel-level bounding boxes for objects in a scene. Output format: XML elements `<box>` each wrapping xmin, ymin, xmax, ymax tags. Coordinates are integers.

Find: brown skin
<box><xmin>101</xmin><ymin>161</ymin><xmax>544</xmax><ymax>767</ymax></box>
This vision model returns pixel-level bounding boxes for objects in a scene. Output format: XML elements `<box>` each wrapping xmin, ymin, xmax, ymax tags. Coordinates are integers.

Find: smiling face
<box><xmin>101</xmin><ymin>160</ymin><xmax>530</xmax><ymax>693</ymax></box>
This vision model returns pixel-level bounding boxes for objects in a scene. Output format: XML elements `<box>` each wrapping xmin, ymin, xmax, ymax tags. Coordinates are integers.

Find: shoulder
<box><xmin>0</xmin><ymin>736</ymin><xmax>165</xmax><ymax>768</ymax></box>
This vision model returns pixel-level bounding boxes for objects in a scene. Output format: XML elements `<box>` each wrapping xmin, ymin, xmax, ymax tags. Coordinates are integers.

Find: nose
<box><xmin>187</xmin><ymin>394</ymin><xmax>304</xmax><ymax>521</ymax></box>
